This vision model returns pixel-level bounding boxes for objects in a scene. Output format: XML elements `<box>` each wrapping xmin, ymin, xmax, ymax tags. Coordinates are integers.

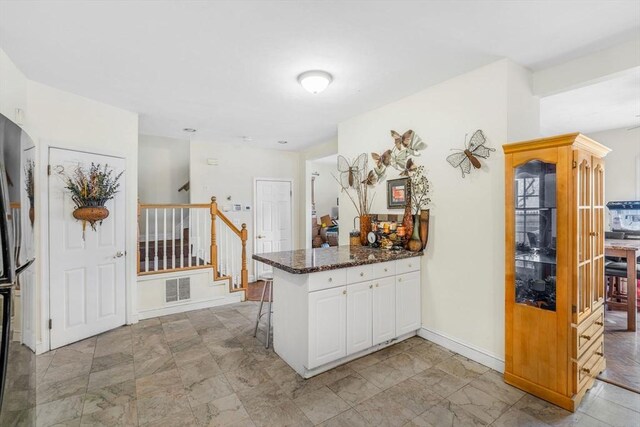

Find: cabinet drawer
<box><xmin>309</xmin><ymin>269</ymin><xmax>347</xmax><ymax>292</ymax></box>
<box><xmin>574</xmin><ymin>334</ymin><xmax>604</xmax><ymax>393</ymax></box>
<box><xmin>372</xmin><ymin>261</ymin><xmax>395</xmax><ymax>279</ymax></box>
<box><xmin>347</xmin><ymin>265</ymin><xmax>374</xmax><ymax>284</ymax></box>
<box><xmin>396</xmin><ymin>257</ymin><xmax>420</xmax><ymax>275</ymax></box>
<box><xmin>573</xmin><ymin>306</ymin><xmax>604</xmax><ymax>359</ymax></box>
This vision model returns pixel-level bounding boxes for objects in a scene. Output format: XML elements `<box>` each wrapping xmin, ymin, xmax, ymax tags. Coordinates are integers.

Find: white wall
<box><xmin>338</xmin><ymin>59</ymin><xmax>539</xmax><ymax>367</ymax></box>
<box><xmin>1</xmin><ymin>49</ymin><xmax>139</xmax><ymax>353</ymax></box>
<box><xmin>588</xmin><ymin>127</ymin><xmax>640</xmax><ymax>205</ymax></box>
<box><xmin>190</xmin><ymin>139</ymin><xmax>302</xmax><ymax>279</ymax></box>
<box><xmin>139</xmin><ymin>134</ymin><xmax>189</xmax><ymax>204</ymax></box>
<box><xmin>309</xmin><ymin>157</ymin><xmax>339</xmax><ymax>221</ymax></box>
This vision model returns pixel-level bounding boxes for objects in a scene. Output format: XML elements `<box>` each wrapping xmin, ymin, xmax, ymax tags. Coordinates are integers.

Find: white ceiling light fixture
<box><xmin>297</xmin><ymin>70</ymin><xmax>333</xmax><ymax>94</ymax></box>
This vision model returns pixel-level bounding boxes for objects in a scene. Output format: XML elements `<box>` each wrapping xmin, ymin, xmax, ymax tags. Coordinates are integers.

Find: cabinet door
<box><xmin>574</xmin><ymin>150</ymin><xmax>594</xmax><ymax>323</ymax></box>
<box><xmin>396</xmin><ymin>271</ymin><xmax>421</xmax><ymax>336</ymax></box>
<box><xmin>373</xmin><ymin>276</ymin><xmax>396</xmax><ymax>345</ymax></box>
<box><xmin>308</xmin><ymin>286</ymin><xmax>347</xmax><ymax>369</ymax></box>
<box><xmin>591</xmin><ymin>157</ymin><xmax>605</xmax><ymax>309</ymax></box>
<box><xmin>346</xmin><ymin>281</ymin><xmax>373</xmax><ymax>355</ymax></box>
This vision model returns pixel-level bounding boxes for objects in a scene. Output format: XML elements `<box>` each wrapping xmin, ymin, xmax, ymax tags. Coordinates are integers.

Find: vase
<box><xmin>419</xmin><ymin>209</ymin><xmax>430</xmax><ymax>250</ymax></box>
<box><xmin>407</xmin><ymin>214</ymin><xmax>423</xmax><ymax>252</ymax></box>
<box><xmin>402</xmin><ymin>180</ymin><xmax>413</xmax><ymax>249</ymax></box>
<box><xmin>359</xmin><ymin>215</ymin><xmax>372</xmax><ymax>246</ymax></box>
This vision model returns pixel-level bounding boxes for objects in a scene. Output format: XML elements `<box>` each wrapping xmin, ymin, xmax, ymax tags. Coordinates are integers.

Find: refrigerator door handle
<box><xmin>15</xmin><ymin>258</ymin><xmax>34</xmax><ymax>276</ymax></box>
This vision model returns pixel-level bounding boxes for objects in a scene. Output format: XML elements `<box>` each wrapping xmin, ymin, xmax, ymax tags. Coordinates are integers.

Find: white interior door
<box><xmin>255</xmin><ymin>179</ymin><xmax>292</xmax><ymax>278</ymax></box>
<box><xmin>49</xmin><ymin>148</ymin><xmax>126</xmax><ymax>349</ymax></box>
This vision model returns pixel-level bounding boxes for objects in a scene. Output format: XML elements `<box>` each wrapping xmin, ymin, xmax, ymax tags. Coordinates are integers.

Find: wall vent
<box><xmin>166</xmin><ymin>277</ymin><xmax>191</xmax><ymax>303</ymax></box>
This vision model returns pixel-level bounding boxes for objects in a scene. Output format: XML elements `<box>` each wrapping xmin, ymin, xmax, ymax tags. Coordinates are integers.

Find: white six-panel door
<box><xmin>254</xmin><ymin>179</ymin><xmax>292</xmax><ymax>278</ymax></box>
<box><xmin>346</xmin><ymin>281</ymin><xmax>373</xmax><ymax>354</ymax></box>
<box><xmin>49</xmin><ymin>148</ymin><xmax>126</xmax><ymax>349</ymax></box>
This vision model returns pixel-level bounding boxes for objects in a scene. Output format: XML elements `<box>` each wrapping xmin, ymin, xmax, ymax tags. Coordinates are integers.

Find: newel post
<box><xmin>241</xmin><ymin>223</ymin><xmax>248</xmax><ymax>289</ymax></box>
<box><xmin>210</xmin><ymin>196</ymin><xmax>218</xmax><ymax>278</ymax></box>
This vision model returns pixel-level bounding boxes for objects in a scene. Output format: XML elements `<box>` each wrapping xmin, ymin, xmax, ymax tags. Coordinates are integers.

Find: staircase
<box><xmin>137</xmin><ymin>197</ymin><xmax>248</xmax><ymax>293</ymax></box>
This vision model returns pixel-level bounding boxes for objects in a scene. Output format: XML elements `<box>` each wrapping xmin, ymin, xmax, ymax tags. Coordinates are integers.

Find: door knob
<box><xmin>257</xmin><ymin>235</ymin><xmax>265</xmax><ymax>239</ymax></box>
<box><xmin>114</xmin><ymin>251</ymin><xmax>125</xmax><ymax>258</ymax></box>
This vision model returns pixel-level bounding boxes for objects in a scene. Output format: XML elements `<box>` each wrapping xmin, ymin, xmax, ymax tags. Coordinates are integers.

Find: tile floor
<box><xmin>600</xmin><ymin>309</ymin><xmax>640</xmax><ymax>392</ymax></box>
<box><xmin>34</xmin><ymin>301</ymin><xmax>640</xmax><ymax>426</ymax></box>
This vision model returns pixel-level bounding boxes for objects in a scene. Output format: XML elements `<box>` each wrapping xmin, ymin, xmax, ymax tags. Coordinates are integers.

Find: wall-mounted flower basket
<box><xmin>58</xmin><ymin>163</ymin><xmax>123</xmax><ymax>239</ymax></box>
<box><xmin>72</xmin><ymin>206</ymin><xmax>110</xmax><ymax>228</ymax></box>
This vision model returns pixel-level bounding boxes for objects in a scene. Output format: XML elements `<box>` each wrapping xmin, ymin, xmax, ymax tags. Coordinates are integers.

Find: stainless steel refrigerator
<box><xmin>0</xmin><ymin>113</ymin><xmax>36</xmax><ymax>426</ymax></box>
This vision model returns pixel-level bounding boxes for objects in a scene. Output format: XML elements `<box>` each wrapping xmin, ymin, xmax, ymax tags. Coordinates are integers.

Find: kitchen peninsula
<box><xmin>253</xmin><ymin>246</ymin><xmax>423</xmax><ymax>378</ymax></box>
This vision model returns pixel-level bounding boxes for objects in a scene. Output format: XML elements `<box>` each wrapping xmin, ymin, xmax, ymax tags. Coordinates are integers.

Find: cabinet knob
<box><xmin>369</xmin><ymin>284</ymin><xmax>373</xmax><ymax>289</ymax></box>
<box><xmin>580</xmin><ymin>334</ymin><xmax>591</xmax><ymax>341</ymax></box>
<box><xmin>595</xmin><ymin>321</ymin><xmax>603</xmax><ymax>326</ymax></box>
<box><xmin>384</xmin><ymin>268</ymin><xmax>388</xmax><ymax>272</ymax></box>
<box><xmin>596</xmin><ymin>351</ymin><xmax>604</xmax><ymax>357</ymax></box>
<box><xmin>581</xmin><ymin>368</ymin><xmax>591</xmax><ymax>374</ymax></box>
<box><xmin>408</xmin><ymin>264</ymin><xmax>412</xmax><ymax>268</ymax></box>
<box><xmin>376</xmin><ymin>283</ymin><xmax>379</xmax><ymax>288</ymax></box>
<box><xmin>343</xmin><ymin>290</ymin><xmax>347</xmax><ymax>295</ymax></box>
<box><xmin>328</xmin><ymin>277</ymin><xmax>332</xmax><ymax>282</ymax></box>
<box><xmin>398</xmin><ymin>278</ymin><xmax>402</xmax><ymax>282</ymax></box>
<box><xmin>360</xmin><ymin>272</ymin><xmax>364</xmax><ymax>277</ymax></box>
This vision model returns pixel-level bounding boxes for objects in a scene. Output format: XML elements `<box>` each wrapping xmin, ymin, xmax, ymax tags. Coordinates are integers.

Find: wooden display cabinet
<box><xmin>503</xmin><ymin>133</ymin><xmax>610</xmax><ymax>412</ymax></box>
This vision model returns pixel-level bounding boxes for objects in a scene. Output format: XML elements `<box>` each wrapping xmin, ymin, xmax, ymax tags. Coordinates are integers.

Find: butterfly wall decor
<box><xmin>446</xmin><ymin>130</ymin><xmax>495</xmax><ymax>178</ymax></box>
<box><xmin>337</xmin><ymin>153</ymin><xmax>367</xmax><ymax>189</ymax></box>
<box><xmin>370</xmin><ymin>129</ymin><xmax>427</xmax><ymax>182</ymax></box>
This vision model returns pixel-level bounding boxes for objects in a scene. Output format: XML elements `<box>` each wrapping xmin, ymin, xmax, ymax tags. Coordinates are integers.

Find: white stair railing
<box><xmin>137</xmin><ymin>198</ymin><xmax>247</xmax><ymax>292</ymax></box>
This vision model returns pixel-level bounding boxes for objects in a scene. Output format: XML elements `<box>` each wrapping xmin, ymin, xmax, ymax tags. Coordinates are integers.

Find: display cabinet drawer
<box><xmin>574</xmin><ymin>334</ymin><xmax>604</xmax><ymax>393</ymax></box>
<box><xmin>372</xmin><ymin>261</ymin><xmax>395</xmax><ymax>279</ymax></box>
<box><xmin>309</xmin><ymin>269</ymin><xmax>347</xmax><ymax>292</ymax></box>
<box><xmin>573</xmin><ymin>306</ymin><xmax>604</xmax><ymax>359</ymax></box>
<box><xmin>347</xmin><ymin>265</ymin><xmax>374</xmax><ymax>284</ymax></box>
<box><xmin>396</xmin><ymin>257</ymin><xmax>420</xmax><ymax>275</ymax></box>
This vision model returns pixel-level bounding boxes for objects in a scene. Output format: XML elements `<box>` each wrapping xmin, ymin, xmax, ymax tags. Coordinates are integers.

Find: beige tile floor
<box><xmin>33</xmin><ymin>301</ymin><xmax>640</xmax><ymax>426</ymax></box>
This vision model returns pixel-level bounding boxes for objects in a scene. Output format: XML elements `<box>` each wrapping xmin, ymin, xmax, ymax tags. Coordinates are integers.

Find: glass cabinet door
<box><xmin>514</xmin><ymin>160</ymin><xmax>557</xmax><ymax>311</ymax></box>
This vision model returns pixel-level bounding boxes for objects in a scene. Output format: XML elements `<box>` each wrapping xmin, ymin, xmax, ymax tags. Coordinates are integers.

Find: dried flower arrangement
<box><xmin>24</xmin><ymin>159</ymin><xmax>35</xmax><ymax>226</ymax></box>
<box><xmin>60</xmin><ymin>163</ymin><xmax>123</xmax><ymax>234</ymax></box>
<box><xmin>333</xmin><ymin>153</ymin><xmax>376</xmax><ymax>217</ymax></box>
<box><xmin>409</xmin><ymin>165</ymin><xmax>432</xmax><ymax>215</ymax></box>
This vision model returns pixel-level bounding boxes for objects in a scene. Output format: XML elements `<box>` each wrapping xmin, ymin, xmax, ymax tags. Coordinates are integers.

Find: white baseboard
<box><xmin>138</xmin><ymin>294</ymin><xmax>243</xmax><ymax>320</ymax></box>
<box><xmin>418</xmin><ymin>327</ymin><xmax>505</xmax><ymax>373</ymax></box>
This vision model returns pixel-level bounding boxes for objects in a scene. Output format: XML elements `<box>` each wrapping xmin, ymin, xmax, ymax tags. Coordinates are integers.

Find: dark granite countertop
<box><xmin>252</xmin><ymin>245</ymin><xmax>423</xmax><ymax>274</ymax></box>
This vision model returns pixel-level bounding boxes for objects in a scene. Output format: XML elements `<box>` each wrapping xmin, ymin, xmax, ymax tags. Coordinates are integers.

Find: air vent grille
<box><xmin>165</xmin><ymin>277</ymin><xmax>191</xmax><ymax>303</ymax></box>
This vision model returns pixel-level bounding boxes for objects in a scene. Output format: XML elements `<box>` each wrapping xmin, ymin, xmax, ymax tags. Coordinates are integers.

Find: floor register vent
<box><xmin>166</xmin><ymin>277</ymin><xmax>191</xmax><ymax>303</ymax></box>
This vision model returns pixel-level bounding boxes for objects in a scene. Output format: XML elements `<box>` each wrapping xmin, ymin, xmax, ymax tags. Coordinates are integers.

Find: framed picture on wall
<box><xmin>387</xmin><ymin>178</ymin><xmax>408</xmax><ymax>209</ymax></box>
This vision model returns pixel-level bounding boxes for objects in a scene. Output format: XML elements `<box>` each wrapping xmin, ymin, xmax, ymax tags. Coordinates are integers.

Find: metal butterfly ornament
<box><xmin>337</xmin><ymin>153</ymin><xmax>367</xmax><ymax>188</ymax></box>
<box><xmin>446</xmin><ymin>130</ymin><xmax>495</xmax><ymax>178</ymax></box>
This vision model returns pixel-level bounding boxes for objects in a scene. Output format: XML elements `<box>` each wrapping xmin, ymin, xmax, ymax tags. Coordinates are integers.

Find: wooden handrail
<box><xmin>139</xmin><ymin>203</ymin><xmax>210</xmax><ymax>209</ymax></box>
<box><xmin>209</xmin><ymin>197</ymin><xmax>248</xmax><ymax>293</ymax></box>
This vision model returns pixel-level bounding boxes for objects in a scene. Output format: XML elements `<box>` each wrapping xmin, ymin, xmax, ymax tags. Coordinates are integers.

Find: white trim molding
<box><xmin>418</xmin><ymin>327</ymin><xmax>505</xmax><ymax>373</ymax></box>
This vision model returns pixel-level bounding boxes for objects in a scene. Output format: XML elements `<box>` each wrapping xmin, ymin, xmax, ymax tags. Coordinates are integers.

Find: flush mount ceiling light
<box><xmin>297</xmin><ymin>70</ymin><xmax>333</xmax><ymax>94</ymax></box>
<box><xmin>183</xmin><ymin>128</ymin><xmax>197</xmax><ymax>133</ymax></box>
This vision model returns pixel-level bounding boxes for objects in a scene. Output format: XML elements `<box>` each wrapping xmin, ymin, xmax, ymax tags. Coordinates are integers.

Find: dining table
<box><xmin>605</xmin><ymin>238</ymin><xmax>640</xmax><ymax>331</ymax></box>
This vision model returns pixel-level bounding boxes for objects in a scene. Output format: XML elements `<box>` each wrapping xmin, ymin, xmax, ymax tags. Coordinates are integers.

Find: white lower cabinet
<box><xmin>302</xmin><ymin>260</ymin><xmax>421</xmax><ymax>374</ymax></box>
<box><xmin>308</xmin><ymin>286</ymin><xmax>347</xmax><ymax>369</ymax></box>
<box><xmin>396</xmin><ymin>271</ymin><xmax>421</xmax><ymax>336</ymax></box>
<box><xmin>373</xmin><ymin>276</ymin><xmax>396</xmax><ymax>345</ymax></box>
<box><xmin>346</xmin><ymin>281</ymin><xmax>373</xmax><ymax>355</ymax></box>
